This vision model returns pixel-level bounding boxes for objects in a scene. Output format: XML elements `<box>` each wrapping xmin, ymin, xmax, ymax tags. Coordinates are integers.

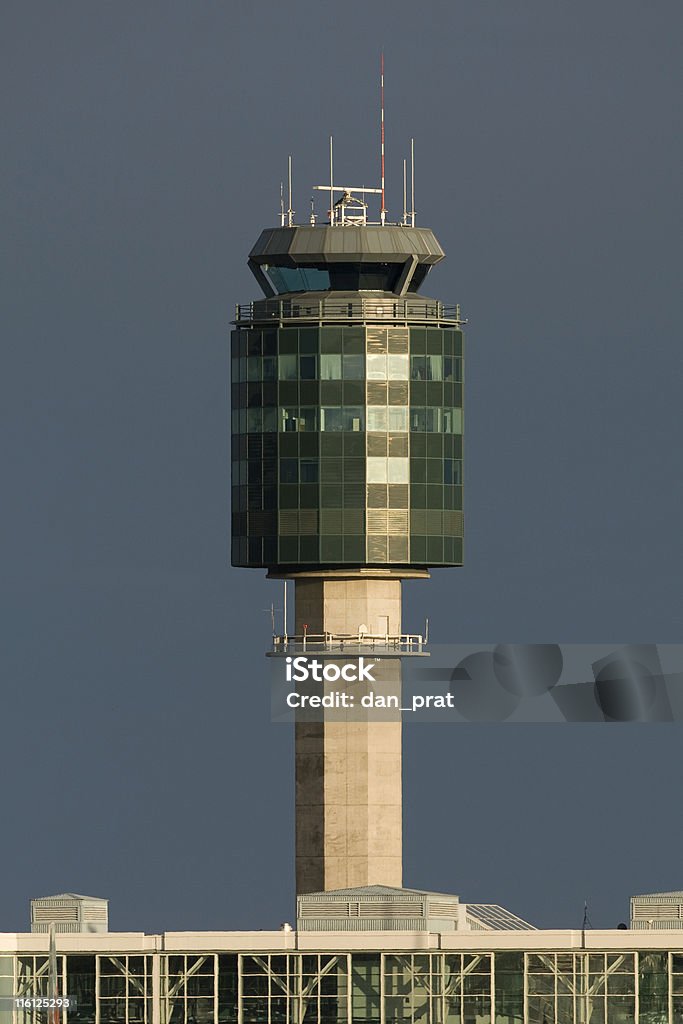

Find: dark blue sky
<box><xmin>2</xmin><ymin>0</ymin><xmax>682</xmax><ymax>934</ymax></box>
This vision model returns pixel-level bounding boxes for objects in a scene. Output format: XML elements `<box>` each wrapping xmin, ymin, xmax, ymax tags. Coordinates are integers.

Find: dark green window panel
<box><xmin>343</xmin><ymin>484</ymin><xmax>365</xmax><ymax>508</ymax></box>
<box><xmin>300</xmin><ymin>484</ymin><xmax>318</xmax><ymax>509</ymax></box>
<box><xmin>344</xmin><ymin>510</ymin><xmax>364</xmax><ymax>534</ymax></box>
<box><xmin>278</xmin><ymin>354</ymin><xmax>298</xmax><ymax>380</ymax></box>
<box><xmin>426</xmin><ymin>459</ymin><xmax>443</xmax><ymax>483</ymax></box>
<box><xmin>246</xmin><ymin>356</ymin><xmax>261</xmax><ymax>381</ymax></box>
<box><xmin>248</xmin><ymin>537</ymin><xmax>262</xmax><ymax>563</ymax></box>
<box><xmin>343</xmin><ymin>431</ymin><xmax>364</xmax><ymax>456</ymax></box>
<box><xmin>343</xmin><ymin>459</ymin><xmax>365</xmax><ymax>482</ymax></box>
<box><xmin>443</xmin><ymin>537</ymin><xmax>455</xmax><ymax>563</ymax></box>
<box><xmin>278</xmin><ymin>484</ymin><xmax>299</xmax><ymax>509</ymax></box>
<box><xmin>321</xmin><ymin>326</ymin><xmax>343</xmax><ymax>353</ymax></box>
<box><xmin>299</xmin><ymin>328</ymin><xmax>318</xmax><ymax>353</ymax></box>
<box><xmin>278</xmin><ymin>328</ymin><xmax>298</xmax><ymax>354</ymax></box>
<box><xmin>344</xmin><ymin>536</ymin><xmax>365</xmax><ymax>561</ymax></box>
<box><xmin>230</xmin><ymin>331</ymin><xmax>240</xmax><ymax>358</ymax></box>
<box><xmin>452</xmin><ymin>435</ymin><xmax>463</xmax><ymax>458</ymax></box>
<box><xmin>410</xmin><ymin>327</ymin><xmax>426</xmax><ymax>353</ymax></box>
<box><xmin>247</xmin><ymin>331</ymin><xmax>261</xmax><ymax>356</ymax></box>
<box><xmin>246</xmin><ymin>409</ymin><xmax>262</xmax><ymax>432</ymax></box>
<box><xmin>444</xmin><ymin>486</ymin><xmax>456</xmax><ymax>509</ymax></box>
<box><xmin>443</xmin><ymin>382</ymin><xmax>455</xmax><ymax>406</ymax></box>
<box><xmin>426</xmin><ymin>381</ymin><xmax>443</xmax><ymax>406</ymax></box>
<box><xmin>299</xmin><ymin>433</ymin><xmax>318</xmax><ymax>456</ymax></box>
<box><xmin>411</xmin><ymin>535</ymin><xmax>427</xmax><ymax>562</ymax></box>
<box><xmin>321</xmin><ymin>459</ymin><xmax>343</xmax><ymax>482</ymax></box>
<box><xmin>410</xmin><ymin>459</ymin><xmax>427</xmax><ymax>484</ymax></box>
<box><xmin>246</xmin><ymin>433</ymin><xmax>261</xmax><ymax>457</ymax></box>
<box><xmin>427</xmin><ymin>537</ymin><xmax>444</xmax><ymax>562</ymax></box>
<box><xmin>454</xmin><ymin>383</ymin><xmax>463</xmax><ymax>406</ymax></box>
<box><xmin>426</xmin><ymin>329</ymin><xmax>443</xmax><ymax>354</ymax></box>
<box><xmin>300</xmin><ymin>460</ymin><xmax>318</xmax><ymax>483</ymax></box>
<box><xmin>263</xmin><ymin>356</ymin><xmax>277</xmax><ymax>381</ymax></box>
<box><xmin>263</xmin><ymin>330</ymin><xmax>277</xmax><ymax>355</ymax></box>
<box><xmin>321</xmin><ymin>433</ymin><xmax>343</xmax><ymax>455</ymax></box>
<box><xmin>321</xmin><ymin>484</ymin><xmax>343</xmax><ymax>506</ymax></box>
<box><xmin>342</xmin><ymin>327</ymin><xmax>364</xmax><ymax>353</ymax></box>
<box><xmin>454</xmin><ymin>331</ymin><xmax>463</xmax><ymax>356</ymax></box>
<box><xmin>299</xmin><ymin>408</ymin><xmax>317</xmax><ymax>431</ymax></box>
<box><xmin>321</xmin><ymin>407</ymin><xmax>342</xmax><ymax>431</ymax></box>
<box><xmin>453</xmin><ymin>485</ymin><xmax>463</xmax><ymax>509</ymax></box>
<box><xmin>342</xmin><ymin>407</ymin><xmax>364</xmax><ymax>431</ymax></box>
<box><xmin>262</xmin><ymin>382</ymin><xmax>277</xmax><ymax>406</ymax></box>
<box><xmin>299</xmin><ymin>355</ymin><xmax>317</xmax><ymax>380</ymax></box>
<box><xmin>410</xmin><ymin>484</ymin><xmax>427</xmax><ymax>508</ymax></box>
<box><xmin>321</xmin><ymin>381</ymin><xmax>343</xmax><ymax>405</ymax></box>
<box><xmin>321</xmin><ymin>536</ymin><xmax>344</xmax><ymax>561</ymax></box>
<box><xmin>451</xmin><ymin>538</ymin><xmax>463</xmax><ymax>564</ymax></box>
<box><xmin>426</xmin><ymin>434</ymin><xmax>443</xmax><ymax>457</ymax></box>
<box><xmin>278</xmin><ymin>381</ymin><xmax>298</xmax><ymax>405</ymax></box>
<box><xmin>263</xmin><ymin>537</ymin><xmax>277</xmax><ymax>563</ymax></box>
<box><xmin>279</xmin><ymin>433</ymin><xmax>298</xmax><ymax>457</ymax></box>
<box><xmin>263</xmin><ymin>408</ymin><xmax>277</xmax><ymax>432</ymax></box>
<box><xmin>343</xmin><ymin>381</ymin><xmax>365</xmax><ymax>404</ymax></box>
<box><xmin>247</xmin><ymin>486</ymin><xmax>262</xmax><ymax>509</ymax></box>
<box><xmin>263</xmin><ymin>486</ymin><xmax>277</xmax><ymax>508</ymax></box>
<box><xmin>443</xmin><ymin>329</ymin><xmax>455</xmax><ymax>355</ymax></box>
<box><xmin>299</xmin><ymin>381</ymin><xmax>319</xmax><ymax>405</ymax></box>
<box><xmin>247</xmin><ymin>383</ymin><xmax>262</xmax><ymax>407</ymax></box>
<box><xmin>410</xmin><ymin>381</ymin><xmax>427</xmax><ymax>406</ymax></box>
<box><xmin>426</xmin><ymin>484</ymin><xmax>443</xmax><ymax>507</ymax></box>
<box><xmin>280</xmin><ymin>459</ymin><xmax>298</xmax><ymax>483</ymax></box>
<box><xmin>299</xmin><ymin>537</ymin><xmax>318</xmax><ymax>562</ymax></box>
<box><xmin>279</xmin><ymin>537</ymin><xmax>298</xmax><ymax>562</ymax></box>
<box><xmin>411</xmin><ymin>433</ymin><xmax>427</xmax><ymax>457</ymax></box>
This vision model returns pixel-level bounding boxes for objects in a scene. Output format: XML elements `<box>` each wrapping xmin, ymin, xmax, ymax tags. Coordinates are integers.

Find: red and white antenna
<box><xmin>380</xmin><ymin>52</ymin><xmax>386</xmax><ymax>226</ymax></box>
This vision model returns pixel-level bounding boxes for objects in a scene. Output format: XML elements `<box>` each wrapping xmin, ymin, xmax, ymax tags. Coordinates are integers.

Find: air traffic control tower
<box><xmin>231</xmin><ymin>178</ymin><xmax>464</xmax><ymax>895</ymax></box>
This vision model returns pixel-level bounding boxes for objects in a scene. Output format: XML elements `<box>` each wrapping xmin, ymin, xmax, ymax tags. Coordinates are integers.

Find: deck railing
<box><xmin>235</xmin><ymin>297</ymin><xmax>465</xmax><ymax>327</ymax></box>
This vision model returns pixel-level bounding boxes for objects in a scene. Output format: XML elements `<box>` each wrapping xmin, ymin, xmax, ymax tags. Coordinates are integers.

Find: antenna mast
<box><xmin>410</xmin><ymin>137</ymin><xmax>416</xmax><ymax>227</ymax></box>
<box><xmin>287</xmin><ymin>155</ymin><xmax>294</xmax><ymax>227</ymax></box>
<box><xmin>380</xmin><ymin>53</ymin><xmax>386</xmax><ymax>226</ymax></box>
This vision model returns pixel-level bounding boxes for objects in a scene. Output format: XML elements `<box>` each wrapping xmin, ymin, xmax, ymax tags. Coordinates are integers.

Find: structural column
<box><xmin>294</xmin><ymin>573</ymin><xmax>404</xmax><ymax>894</ymax></box>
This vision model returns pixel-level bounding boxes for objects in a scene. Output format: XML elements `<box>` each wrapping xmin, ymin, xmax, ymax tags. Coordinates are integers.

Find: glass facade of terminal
<box><xmin>2</xmin><ymin>948</ymin><xmax>682</xmax><ymax>1023</ymax></box>
<box><xmin>231</xmin><ymin>324</ymin><xmax>464</xmax><ymax>570</ymax></box>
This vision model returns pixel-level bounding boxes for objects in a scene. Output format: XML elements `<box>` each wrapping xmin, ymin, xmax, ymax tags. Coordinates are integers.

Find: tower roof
<box><xmin>249</xmin><ymin>225</ymin><xmax>444</xmax><ymax>268</ymax></box>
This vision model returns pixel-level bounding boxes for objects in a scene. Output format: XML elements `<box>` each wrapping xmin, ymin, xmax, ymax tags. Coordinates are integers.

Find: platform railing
<box><xmin>270</xmin><ymin>631</ymin><xmax>426</xmax><ymax>655</ymax></box>
<box><xmin>234</xmin><ymin>297</ymin><xmax>465</xmax><ymax>327</ymax></box>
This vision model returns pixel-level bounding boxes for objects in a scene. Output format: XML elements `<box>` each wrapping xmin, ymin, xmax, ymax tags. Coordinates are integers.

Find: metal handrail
<box><xmin>271</xmin><ymin>631</ymin><xmax>426</xmax><ymax>654</ymax></box>
<box><xmin>234</xmin><ymin>297</ymin><xmax>465</xmax><ymax>327</ymax></box>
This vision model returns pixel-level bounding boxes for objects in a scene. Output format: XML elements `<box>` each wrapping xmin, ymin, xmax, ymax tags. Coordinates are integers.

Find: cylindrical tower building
<box><xmin>231</xmin><ymin>196</ymin><xmax>464</xmax><ymax>894</ymax></box>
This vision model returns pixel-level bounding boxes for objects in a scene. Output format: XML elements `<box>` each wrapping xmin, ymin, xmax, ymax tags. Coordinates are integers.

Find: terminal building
<box><xmin>1</xmin><ymin>889</ymin><xmax>683</xmax><ymax>1022</ymax></box>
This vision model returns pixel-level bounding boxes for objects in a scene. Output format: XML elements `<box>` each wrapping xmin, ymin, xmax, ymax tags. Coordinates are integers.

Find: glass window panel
<box><xmin>300</xmin><ymin>355</ymin><xmax>316</xmax><ymax>380</ymax></box>
<box><xmin>426</xmin><ymin>354</ymin><xmax>442</xmax><ymax>380</ymax></box>
<box><xmin>300</xmin><ymin>408</ymin><xmax>317</xmax><ymax>431</ymax></box>
<box><xmin>321</xmin><ymin>354</ymin><xmax>342</xmax><ymax>380</ymax></box>
<box><xmin>388</xmin><ymin>406</ymin><xmax>408</xmax><ymax>432</ymax></box>
<box><xmin>388</xmin><ymin>354</ymin><xmax>409</xmax><ymax>380</ymax></box>
<box><xmin>278</xmin><ymin>354</ymin><xmax>298</xmax><ymax>380</ymax></box>
<box><xmin>388</xmin><ymin>458</ymin><xmax>409</xmax><ymax>483</ymax></box>
<box><xmin>367</xmin><ymin>406</ymin><xmax>387</xmax><ymax>431</ymax></box>
<box><xmin>246</xmin><ymin>409</ymin><xmax>261</xmax><ymax>432</ymax></box>
<box><xmin>342</xmin><ymin>407</ymin><xmax>364</xmax><ymax>431</ymax></box>
<box><xmin>300</xmin><ymin>460</ymin><xmax>319</xmax><ymax>483</ymax></box>
<box><xmin>367</xmin><ymin>458</ymin><xmax>387</xmax><ymax>483</ymax></box>
<box><xmin>367</xmin><ymin>354</ymin><xmax>387</xmax><ymax>380</ymax></box>
<box><xmin>343</xmin><ymin>354</ymin><xmax>364</xmax><ymax>379</ymax></box>
<box><xmin>280</xmin><ymin>407</ymin><xmax>298</xmax><ymax>432</ymax></box>
<box><xmin>246</xmin><ymin>356</ymin><xmax>260</xmax><ymax>381</ymax></box>
<box><xmin>321</xmin><ymin>407</ymin><xmax>343</xmax><ymax>431</ymax></box>
<box><xmin>280</xmin><ymin>459</ymin><xmax>298</xmax><ymax>483</ymax></box>
<box><xmin>262</xmin><ymin>356</ymin><xmax>277</xmax><ymax>380</ymax></box>
<box><xmin>263</xmin><ymin>407</ymin><xmax>277</xmax><ymax>432</ymax></box>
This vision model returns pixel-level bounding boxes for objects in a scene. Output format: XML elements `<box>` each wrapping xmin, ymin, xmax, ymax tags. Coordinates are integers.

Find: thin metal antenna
<box><xmin>310</xmin><ymin>196</ymin><xmax>316</xmax><ymax>225</ymax></box>
<box><xmin>329</xmin><ymin>135</ymin><xmax>334</xmax><ymax>224</ymax></box>
<box><xmin>380</xmin><ymin>52</ymin><xmax>386</xmax><ymax>226</ymax></box>
<box><xmin>402</xmin><ymin>158</ymin><xmax>407</xmax><ymax>225</ymax></box>
<box><xmin>411</xmin><ymin>137</ymin><xmax>417</xmax><ymax>227</ymax></box>
<box><xmin>283</xmin><ymin>581</ymin><xmax>288</xmax><ymax>641</ymax></box>
<box><xmin>280</xmin><ymin>181</ymin><xmax>285</xmax><ymax>227</ymax></box>
<box><xmin>287</xmin><ymin>155</ymin><xmax>294</xmax><ymax>227</ymax></box>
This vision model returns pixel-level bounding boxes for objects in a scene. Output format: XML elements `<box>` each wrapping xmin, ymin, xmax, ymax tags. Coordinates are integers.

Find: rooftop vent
<box><xmin>31</xmin><ymin>893</ymin><xmax>109</xmax><ymax>934</ymax></box>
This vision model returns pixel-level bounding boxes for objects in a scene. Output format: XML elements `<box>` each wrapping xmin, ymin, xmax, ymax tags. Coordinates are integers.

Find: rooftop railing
<box><xmin>234</xmin><ymin>296</ymin><xmax>465</xmax><ymax>327</ymax></box>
